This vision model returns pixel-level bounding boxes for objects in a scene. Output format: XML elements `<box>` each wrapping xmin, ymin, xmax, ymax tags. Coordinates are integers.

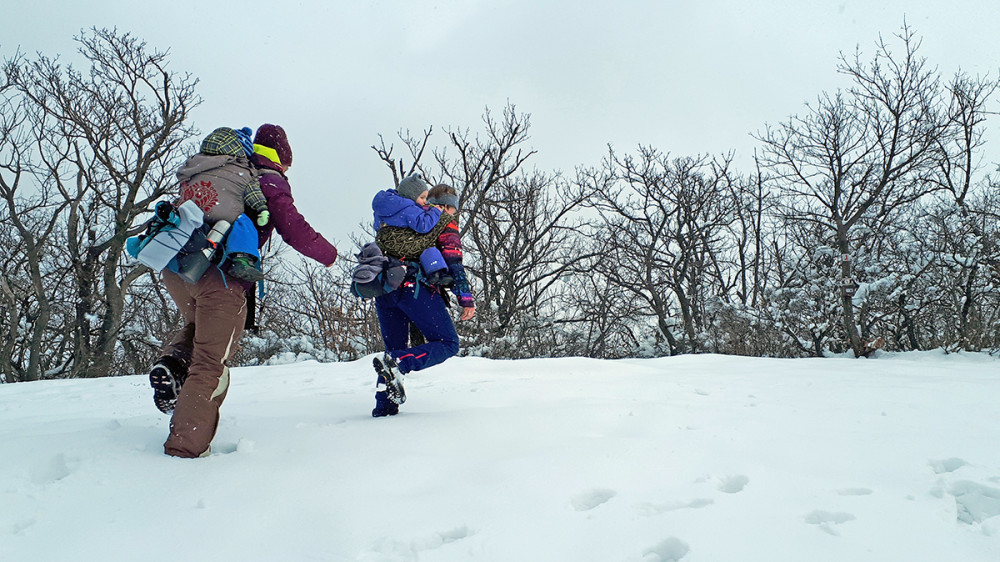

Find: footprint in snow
<box><xmin>571</xmin><ymin>488</ymin><xmax>617</xmax><ymax>511</ymax></box>
<box><xmin>364</xmin><ymin>526</ymin><xmax>475</xmax><ymax>559</ymax></box>
<box><xmin>635</xmin><ymin>498</ymin><xmax>714</xmax><ymax>516</ymax></box>
<box><xmin>929</xmin><ymin>457</ymin><xmax>968</xmax><ymax>474</ymax></box>
<box><xmin>804</xmin><ymin>510</ymin><xmax>855</xmax><ymax>536</ymax></box>
<box><xmin>9</xmin><ymin>518</ymin><xmax>36</xmax><ymax>536</ymax></box>
<box><xmin>835</xmin><ymin>488</ymin><xmax>873</xmax><ymax>496</ymax></box>
<box><xmin>209</xmin><ymin>441</ymin><xmax>241</xmax><ymax>455</ymax></box>
<box><xmin>31</xmin><ymin>453</ymin><xmax>75</xmax><ymax>486</ymax></box>
<box><xmin>642</xmin><ymin>537</ymin><xmax>690</xmax><ymax>561</ymax></box>
<box><xmin>949</xmin><ymin>480</ymin><xmax>1000</xmax><ymax>525</ymax></box>
<box><xmin>716</xmin><ymin>474</ymin><xmax>749</xmax><ymax>494</ymax></box>
<box><xmin>407</xmin><ymin>526</ymin><xmax>474</xmax><ymax>551</ymax></box>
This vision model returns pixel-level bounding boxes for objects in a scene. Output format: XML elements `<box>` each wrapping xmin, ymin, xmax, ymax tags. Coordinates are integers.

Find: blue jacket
<box><xmin>372</xmin><ymin>189</ymin><xmax>442</xmax><ymax>234</ymax></box>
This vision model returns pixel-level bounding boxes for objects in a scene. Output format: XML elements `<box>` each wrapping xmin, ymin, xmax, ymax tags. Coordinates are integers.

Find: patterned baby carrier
<box><xmin>375</xmin><ymin>211</ymin><xmax>455</xmax><ymax>261</ymax></box>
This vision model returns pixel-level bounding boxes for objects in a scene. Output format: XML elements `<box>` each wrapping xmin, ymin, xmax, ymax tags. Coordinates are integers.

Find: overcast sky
<box><xmin>4</xmin><ymin>0</ymin><xmax>1000</xmax><ymax>248</ymax></box>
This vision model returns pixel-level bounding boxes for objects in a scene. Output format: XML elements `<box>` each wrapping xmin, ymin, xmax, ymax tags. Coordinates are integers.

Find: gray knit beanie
<box><xmin>396</xmin><ymin>172</ymin><xmax>430</xmax><ymax>201</ymax></box>
<box><xmin>396</xmin><ymin>173</ymin><xmax>429</xmax><ymax>202</ymax></box>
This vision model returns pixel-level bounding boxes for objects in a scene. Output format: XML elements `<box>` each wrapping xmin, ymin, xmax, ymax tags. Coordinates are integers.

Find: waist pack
<box><xmin>127</xmin><ymin>200</ymin><xmax>232</xmax><ymax>284</ymax></box>
<box><xmin>350</xmin><ymin>242</ymin><xmax>406</xmax><ymax>299</ymax></box>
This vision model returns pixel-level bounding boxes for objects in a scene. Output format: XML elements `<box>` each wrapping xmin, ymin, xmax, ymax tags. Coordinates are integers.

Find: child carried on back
<box><xmin>371</xmin><ymin>173</ymin><xmax>454</xmax><ymax>286</ymax></box>
<box><xmin>174</xmin><ymin>127</ymin><xmax>269</xmax><ymax>282</ymax></box>
<box><xmin>373</xmin><ymin>177</ymin><xmax>475</xmax><ymax>312</ymax></box>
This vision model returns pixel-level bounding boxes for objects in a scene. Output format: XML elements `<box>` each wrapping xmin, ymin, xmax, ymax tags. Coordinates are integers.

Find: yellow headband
<box><xmin>253</xmin><ymin>144</ymin><xmax>281</xmax><ymax>165</ymax></box>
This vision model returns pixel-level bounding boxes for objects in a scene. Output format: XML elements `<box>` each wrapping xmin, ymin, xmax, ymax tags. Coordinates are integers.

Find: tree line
<box><xmin>2</xmin><ymin>26</ymin><xmax>998</xmax><ymax>383</ymax></box>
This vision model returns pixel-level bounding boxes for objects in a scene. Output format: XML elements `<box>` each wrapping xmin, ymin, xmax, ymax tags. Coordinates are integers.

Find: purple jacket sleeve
<box><xmin>259</xmin><ymin>174</ymin><xmax>337</xmax><ymax>266</ymax></box>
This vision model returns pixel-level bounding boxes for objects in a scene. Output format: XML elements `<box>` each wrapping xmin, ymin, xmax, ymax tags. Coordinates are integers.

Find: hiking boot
<box><xmin>371</xmin><ymin>390</ymin><xmax>399</xmax><ymax>417</ymax></box>
<box><xmin>373</xmin><ymin>353</ymin><xmax>406</xmax><ymax>405</ymax></box>
<box><xmin>229</xmin><ymin>257</ymin><xmax>264</xmax><ymax>282</ymax></box>
<box><xmin>149</xmin><ymin>357</ymin><xmax>187</xmax><ymax>414</ymax></box>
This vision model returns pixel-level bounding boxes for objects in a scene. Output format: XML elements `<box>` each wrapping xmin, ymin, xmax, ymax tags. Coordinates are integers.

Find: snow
<box><xmin>1</xmin><ymin>352</ymin><xmax>999</xmax><ymax>561</ymax></box>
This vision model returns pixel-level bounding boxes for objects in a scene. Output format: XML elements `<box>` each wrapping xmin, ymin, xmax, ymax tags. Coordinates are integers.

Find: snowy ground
<box><xmin>1</xmin><ymin>352</ymin><xmax>999</xmax><ymax>561</ymax></box>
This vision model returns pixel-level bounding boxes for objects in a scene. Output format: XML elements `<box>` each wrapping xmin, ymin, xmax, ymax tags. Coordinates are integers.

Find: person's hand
<box><xmin>459</xmin><ymin>306</ymin><xmax>475</xmax><ymax>321</ymax></box>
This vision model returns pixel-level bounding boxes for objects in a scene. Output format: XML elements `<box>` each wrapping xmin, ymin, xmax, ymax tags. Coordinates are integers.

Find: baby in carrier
<box><xmin>371</xmin><ymin>173</ymin><xmax>454</xmax><ymax>286</ymax></box>
<box><xmin>174</xmin><ymin>127</ymin><xmax>269</xmax><ymax>282</ymax></box>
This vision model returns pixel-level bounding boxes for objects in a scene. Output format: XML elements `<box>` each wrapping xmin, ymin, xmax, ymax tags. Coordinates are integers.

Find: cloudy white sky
<box><xmin>4</xmin><ymin>1</ymin><xmax>999</xmax><ymax>248</ymax></box>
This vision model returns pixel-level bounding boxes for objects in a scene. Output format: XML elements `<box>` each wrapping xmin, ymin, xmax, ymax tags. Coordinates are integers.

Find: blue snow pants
<box><xmin>374</xmin><ymin>283</ymin><xmax>459</xmax><ymax>373</ymax></box>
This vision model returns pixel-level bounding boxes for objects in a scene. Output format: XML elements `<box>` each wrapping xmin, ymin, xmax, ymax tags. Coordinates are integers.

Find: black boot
<box><xmin>373</xmin><ymin>353</ymin><xmax>406</xmax><ymax>405</ymax></box>
<box><xmin>149</xmin><ymin>356</ymin><xmax>187</xmax><ymax>414</ymax></box>
<box><xmin>371</xmin><ymin>390</ymin><xmax>399</xmax><ymax>417</ymax></box>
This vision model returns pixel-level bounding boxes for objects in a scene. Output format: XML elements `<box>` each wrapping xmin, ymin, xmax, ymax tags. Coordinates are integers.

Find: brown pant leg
<box><xmin>163</xmin><ymin>270</ymin><xmax>247</xmax><ymax>458</ymax></box>
<box><xmin>160</xmin><ymin>273</ymin><xmax>197</xmax><ymax>369</ymax></box>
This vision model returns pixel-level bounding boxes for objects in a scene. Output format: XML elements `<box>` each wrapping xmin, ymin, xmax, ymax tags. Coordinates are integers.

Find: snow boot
<box><xmin>373</xmin><ymin>353</ymin><xmax>406</xmax><ymax>405</ymax></box>
<box><xmin>149</xmin><ymin>356</ymin><xmax>187</xmax><ymax>414</ymax></box>
<box><xmin>371</xmin><ymin>390</ymin><xmax>399</xmax><ymax>418</ymax></box>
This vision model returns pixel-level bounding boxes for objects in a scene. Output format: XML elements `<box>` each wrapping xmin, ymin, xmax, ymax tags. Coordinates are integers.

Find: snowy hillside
<box><xmin>1</xmin><ymin>353</ymin><xmax>999</xmax><ymax>561</ymax></box>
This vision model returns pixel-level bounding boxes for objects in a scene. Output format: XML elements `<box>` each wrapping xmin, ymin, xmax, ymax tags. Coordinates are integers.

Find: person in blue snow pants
<box><xmin>372</xmin><ymin>282</ymin><xmax>459</xmax><ymax>416</ymax></box>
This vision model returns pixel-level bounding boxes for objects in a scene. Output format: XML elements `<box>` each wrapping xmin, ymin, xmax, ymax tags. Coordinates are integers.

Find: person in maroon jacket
<box><xmin>149</xmin><ymin>123</ymin><xmax>337</xmax><ymax>459</ymax></box>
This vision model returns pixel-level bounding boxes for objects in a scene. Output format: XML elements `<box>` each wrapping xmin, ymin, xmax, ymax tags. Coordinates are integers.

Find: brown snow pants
<box><xmin>160</xmin><ymin>269</ymin><xmax>247</xmax><ymax>458</ymax></box>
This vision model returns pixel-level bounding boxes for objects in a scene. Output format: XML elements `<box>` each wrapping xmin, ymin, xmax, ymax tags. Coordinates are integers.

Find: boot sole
<box><xmin>373</xmin><ymin>357</ymin><xmax>406</xmax><ymax>405</ymax></box>
<box><xmin>149</xmin><ymin>366</ymin><xmax>181</xmax><ymax>414</ymax></box>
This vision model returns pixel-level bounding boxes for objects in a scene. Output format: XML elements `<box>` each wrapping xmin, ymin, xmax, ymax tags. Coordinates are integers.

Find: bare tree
<box><xmin>926</xmin><ymin>71</ymin><xmax>1000</xmax><ymax>348</ymax></box>
<box><xmin>435</xmin><ymin>105</ymin><xmax>536</xmax><ymax>240</ymax></box>
<box><xmin>725</xmin><ymin>157</ymin><xmax>777</xmax><ymax>309</ymax></box>
<box><xmin>762</xmin><ymin>221</ymin><xmax>847</xmax><ymax>356</ymax></box>
<box><xmin>372</xmin><ymin>127</ymin><xmax>434</xmax><ymax>188</ymax></box>
<box><xmin>586</xmin><ymin>148</ymin><xmax>736</xmax><ymax>355</ymax></box>
<box><xmin>465</xmin><ymin>169</ymin><xmax>598</xmax><ymax>356</ymax></box>
<box><xmin>2</xmin><ymin>28</ymin><xmax>198</xmax><ymax>381</ymax></box>
<box><xmin>836</xmin><ymin>70</ymin><xmax>1000</xmax><ymax>354</ymax></box>
<box><xmin>756</xmin><ymin>24</ymin><xmax>952</xmax><ymax>357</ymax></box>
<box><xmin>0</xmin><ymin>57</ymin><xmax>73</xmax><ymax>381</ymax></box>
<box><xmin>558</xmin><ymin>247</ymin><xmax>644</xmax><ymax>359</ymax></box>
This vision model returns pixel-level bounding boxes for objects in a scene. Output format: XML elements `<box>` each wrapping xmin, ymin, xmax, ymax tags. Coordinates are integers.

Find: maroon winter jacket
<box><xmin>250</xmin><ymin>153</ymin><xmax>338</xmax><ymax>266</ymax></box>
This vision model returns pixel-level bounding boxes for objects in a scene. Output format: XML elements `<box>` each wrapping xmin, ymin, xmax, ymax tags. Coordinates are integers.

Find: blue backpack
<box><xmin>127</xmin><ymin>200</ymin><xmax>248</xmax><ymax>284</ymax></box>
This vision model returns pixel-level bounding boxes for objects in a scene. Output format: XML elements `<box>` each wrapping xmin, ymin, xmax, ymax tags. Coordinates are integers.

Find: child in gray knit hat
<box><xmin>370</xmin><ymin>173</ymin><xmax>453</xmax><ymax>286</ymax></box>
